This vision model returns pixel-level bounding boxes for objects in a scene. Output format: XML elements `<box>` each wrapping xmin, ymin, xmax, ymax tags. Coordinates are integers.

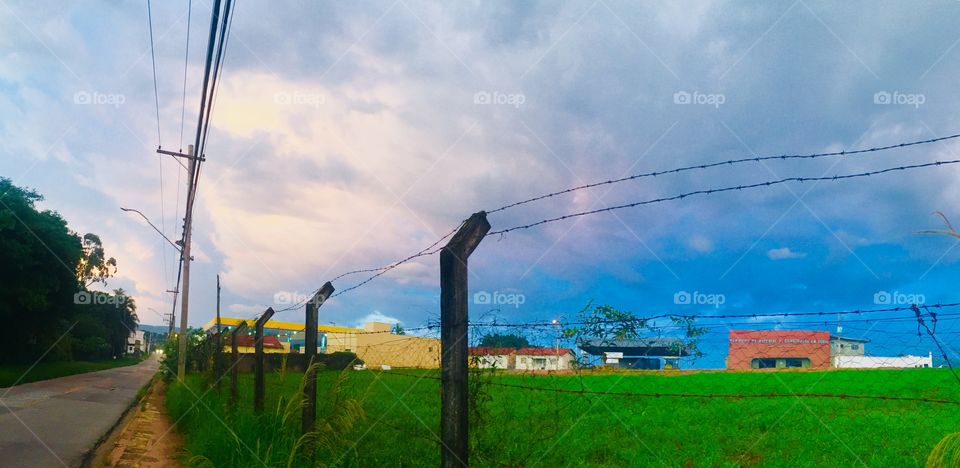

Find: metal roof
<box><xmin>578</xmin><ymin>338</ymin><xmax>691</xmax><ymax>357</ymax></box>
<box><xmin>830</xmin><ymin>335</ymin><xmax>870</xmax><ymax>343</ymax></box>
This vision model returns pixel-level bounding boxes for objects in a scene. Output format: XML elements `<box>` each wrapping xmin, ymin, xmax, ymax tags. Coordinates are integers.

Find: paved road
<box><xmin>0</xmin><ymin>357</ymin><xmax>159</xmax><ymax>467</ymax></box>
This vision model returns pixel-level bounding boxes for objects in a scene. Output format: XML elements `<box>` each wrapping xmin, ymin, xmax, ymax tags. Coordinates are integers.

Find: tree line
<box><xmin>0</xmin><ymin>177</ymin><xmax>138</xmax><ymax>364</ymax></box>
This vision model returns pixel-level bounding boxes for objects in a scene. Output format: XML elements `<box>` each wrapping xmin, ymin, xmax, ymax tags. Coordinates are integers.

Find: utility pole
<box><xmin>166</xmin><ymin>289</ymin><xmax>178</xmax><ymax>337</ymax></box>
<box><xmin>215</xmin><ymin>274</ymin><xmax>223</xmax><ymax>388</ymax></box>
<box><xmin>177</xmin><ymin>144</ymin><xmax>196</xmax><ymax>380</ymax></box>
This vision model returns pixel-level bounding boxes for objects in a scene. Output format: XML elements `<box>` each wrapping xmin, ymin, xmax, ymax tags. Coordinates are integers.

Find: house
<box><xmin>514</xmin><ymin>348</ymin><xmax>576</xmax><ymax>371</ymax></box>
<box><xmin>468</xmin><ymin>347</ymin><xmax>514</xmax><ymax>369</ymax></box>
<box><xmin>226</xmin><ymin>334</ymin><xmax>287</xmax><ymax>353</ymax></box>
<box><xmin>579</xmin><ymin>338</ymin><xmax>689</xmax><ymax>369</ymax></box>
<box><xmin>466</xmin><ymin>347</ymin><xmax>576</xmax><ymax>370</ymax></box>
<box><xmin>830</xmin><ymin>335</ymin><xmax>868</xmax><ymax>358</ymax></box>
<box><xmin>126</xmin><ymin>330</ymin><xmax>146</xmax><ymax>355</ymax></box>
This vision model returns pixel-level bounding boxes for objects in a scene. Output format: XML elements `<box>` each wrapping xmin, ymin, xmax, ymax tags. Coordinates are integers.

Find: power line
<box><xmin>488</xmin><ymin>159</ymin><xmax>960</xmax><ymax>236</ymax></box>
<box><xmin>487</xmin><ymin>132</ymin><xmax>960</xmax><ymax>215</ymax></box>
<box><xmin>179</xmin><ymin>0</ymin><xmax>192</xmax><ymax>151</ymax></box>
<box><xmin>146</xmin><ymin>0</ymin><xmax>162</xmax><ymax>147</ymax></box>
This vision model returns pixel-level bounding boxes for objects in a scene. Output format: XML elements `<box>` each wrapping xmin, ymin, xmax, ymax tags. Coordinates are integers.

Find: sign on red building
<box><xmin>727</xmin><ymin>330</ymin><xmax>831</xmax><ymax>370</ymax></box>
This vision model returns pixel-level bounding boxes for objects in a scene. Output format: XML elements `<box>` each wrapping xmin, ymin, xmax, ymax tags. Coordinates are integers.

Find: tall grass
<box><xmin>166</xmin><ymin>365</ymin><xmax>363</xmax><ymax>467</ymax></box>
<box><xmin>169</xmin><ymin>368</ymin><xmax>960</xmax><ymax>467</ymax></box>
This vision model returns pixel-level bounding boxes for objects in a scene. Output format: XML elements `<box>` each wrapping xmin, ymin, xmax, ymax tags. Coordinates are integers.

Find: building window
<box><xmin>753</xmin><ymin>358</ymin><xmax>777</xmax><ymax>369</ymax></box>
<box><xmin>851</xmin><ymin>344</ymin><xmax>859</xmax><ymax>350</ymax></box>
<box><xmin>784</xmin><ymin>358</ymin><xmax>810</xmax><ymax>368</ymax></box>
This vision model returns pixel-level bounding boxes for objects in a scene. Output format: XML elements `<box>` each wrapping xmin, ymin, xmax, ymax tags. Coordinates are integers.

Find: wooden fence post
<box><xmin>230</xmin><ymin>321</ymin><xmax>248</xmax><ymax>407</ymax></box>
<box><xmin>440</xmin><ymin>211</ymin><xmax>490</xmax><ymax>468</ymax></box>
<box><xmin>254</xmin><ymin>308</ymin><xmax>276</xmax><ymax>413</ymax></box>
<box><xmin>303</xmin><ymin>282</ymin><xmax>335</xmax><ymax>436</ymax></box>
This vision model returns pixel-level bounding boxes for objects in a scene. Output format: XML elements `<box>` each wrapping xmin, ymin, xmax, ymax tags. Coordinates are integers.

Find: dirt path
<box><xmin>94</xmin><ymin>380</ymin><xmax>183</xmax><ymax>467</ymax></box>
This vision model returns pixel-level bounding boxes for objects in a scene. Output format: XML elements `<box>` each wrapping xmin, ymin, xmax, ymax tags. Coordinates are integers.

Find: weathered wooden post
<box><xmin>440</xmin><ymin>211</ymin><xmax>490</xmax><ymax>468</ymax></box>
<box><xmin>303</xmin><ymin>282</ymin><xmax>335</xmax><ymax>436</ymax></box>
<box><xmin>254</xmin><ymin>308</ymin><xmax>275</xmax><ymax>413</ymax></box>
<box><xmin>230</xmin><ymin>321</ymin><xmax>248</xmax><ymax>407</ymax></box>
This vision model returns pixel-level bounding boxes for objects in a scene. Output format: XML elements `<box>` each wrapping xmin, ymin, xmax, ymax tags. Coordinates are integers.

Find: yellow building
<box><xmin>203</xmin><ymin>318</ymin><xmax>439</xmax><ymax>368</ymax></box>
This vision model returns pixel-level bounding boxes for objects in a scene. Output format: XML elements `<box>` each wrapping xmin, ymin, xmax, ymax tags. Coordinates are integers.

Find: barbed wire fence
<box><xmin>177</xmin><ymin>132</ymin><xmax>960</xmax><ymax>466</ymax></box>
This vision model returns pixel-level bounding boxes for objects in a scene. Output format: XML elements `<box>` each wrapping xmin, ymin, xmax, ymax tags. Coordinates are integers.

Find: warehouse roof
<box><xmin>578</xmin><ymin>338</ymin><xmax>690</xmax><ymax>357</ymax></box>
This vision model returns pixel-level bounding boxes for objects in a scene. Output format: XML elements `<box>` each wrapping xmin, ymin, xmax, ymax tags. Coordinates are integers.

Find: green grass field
<box><xmin>0</xmin><ymin>356</ymin><xmax>143</xmax><ymax>387</ymax></box>
<box><xmin>166</xmin><ymin>368</ymin><xmax>960</xmax><ymax>467</ymax></box>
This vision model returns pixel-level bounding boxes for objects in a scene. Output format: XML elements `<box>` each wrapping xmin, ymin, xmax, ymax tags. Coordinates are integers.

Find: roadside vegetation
<box><xmin>0</xmin><ymin>177</ymin><xmax>144</xmax><ymax>379</ymax></box>
<box><xmin>167</xmin><ymin>367</ymin><xmax>960</xmax><ymax>467</ymax></box>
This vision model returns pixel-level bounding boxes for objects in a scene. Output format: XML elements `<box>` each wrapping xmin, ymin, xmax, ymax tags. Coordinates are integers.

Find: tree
<box><xmin>478</xmin><ymin>333</ymin><xmax>532</xmax><ymax>349</ymax></box>
<box><xmin>391</xmin><ymin>323</ymin><xmax>406</xmax><ymax>335</ymax></box>
<box><xmin>76</xmin><ymin>233</ymin><xmax>117</xmax><ymax>287</ymax></box>
<box><xmin>564</xmin><ymin>303</ymin><xmax>707</xmax><ymax>360</ymax></box>
<box><xmin>0</xmin><ymin>178</ymin><xmax>82</xmax><ymax>363</ymax></box>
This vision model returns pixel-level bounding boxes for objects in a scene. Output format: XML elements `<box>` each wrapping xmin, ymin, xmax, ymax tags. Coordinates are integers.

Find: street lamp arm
<box><xmin>120</xmin><ymin>207</ymin><xmax>182</xmax><ymax>252</ymax></box>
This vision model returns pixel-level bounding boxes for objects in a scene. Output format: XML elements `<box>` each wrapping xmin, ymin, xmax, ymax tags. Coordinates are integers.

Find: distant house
<box><xmin>126</xmin><ymin>330</ymin><xmax>146</xmax><ymax>355</ymax></box>
<box><xmin>467</xmin><ymin>347</ymin><xmax>576</xmax><ymax>370</ymax></box>
<box><xmin>830</xmin><ymin>335</ymin><xmax>868</xmax><ymax>358</ymax></box>
<box><xmin>225</xmin><ymin>334</ymin><xmax>287</xmax><ymax>354</ymax></box>
<box><xmin>469</xmin><ymin>347</ymin><xmax>514</xmax><ymax>369</ymax></box>
<box><xmin>514</xmin><ymin>348</ymin><xmax>576</xmax><ymax>371</ymax></box>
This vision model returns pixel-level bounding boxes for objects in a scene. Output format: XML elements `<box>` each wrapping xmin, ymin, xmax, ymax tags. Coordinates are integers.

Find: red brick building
<box><xmin>727</xmin><ymin>330</ymin><xmax>831</xmax><ymax>370</ymax></box>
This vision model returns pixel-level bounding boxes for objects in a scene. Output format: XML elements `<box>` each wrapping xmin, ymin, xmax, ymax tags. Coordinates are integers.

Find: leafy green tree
<box><xmin>76</xmin><ymin>233</ymin><xmax>117</xmax><ymax>287</ymax></box>
<box><xmin>0</xmin><ymin>178</ymin><xmax>82</xmax><ymax>363</ymax></box>
<box><xmin>478</xmin><ymin>333</ymin><xmax>532</xmax><ymax>349</ymax></box>
<box><xmin>391</xmin><ymin>323</ymin><xmax>406</xmax><ymax>335</ymax></box>
<box><xmin>564</xmin><ymin>303</ymin><xmax>707</xmax><ymax>360</ymax></box>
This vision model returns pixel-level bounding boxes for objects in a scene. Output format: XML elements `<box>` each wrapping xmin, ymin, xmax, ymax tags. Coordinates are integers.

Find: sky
<box><xmin>3</xmin><ymin>1</ymin><xmax>960</xmax><ymax>368</ymax></box>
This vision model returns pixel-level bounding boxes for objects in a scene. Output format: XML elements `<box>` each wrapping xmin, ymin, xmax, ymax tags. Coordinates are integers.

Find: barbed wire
<box><xmin>273</xmin><ymin>222</ymin><xmax>466</xmax><ymax>312</ymax></box>
<box><xmin>487</xmin><ymin>159</ymin><xmax>960</xmax><ymax>236</ymax></box>
<box><xmin>487</xmin><ymin>132</ymin><xmax>960</xmax><ymax>215</ymax></box>
<box><xmin>464</xmin><ymin>302</ymin><xmax>960</xmax><ymax>329</ymax></box>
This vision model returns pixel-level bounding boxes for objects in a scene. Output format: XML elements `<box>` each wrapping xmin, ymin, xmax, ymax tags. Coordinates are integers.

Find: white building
<box><xmin>514</xmin><ymin>348</ymin><xmax>576</xmax><ymax>371</ymax></box>
<box><xmin>833</xmin><ymin>352</ymin><xmax>932</xmax><ymax>369</ymax></box>
<box><xmin>126</xmin><ymin>330</ymin><xmax>146</xmax><ymax>354</ymax></box>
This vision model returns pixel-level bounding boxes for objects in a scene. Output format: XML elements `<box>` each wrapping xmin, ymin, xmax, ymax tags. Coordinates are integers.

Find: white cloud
<box><xmin>767</xmin><ymin>247</ymin><xmax>806</xmax><ymax>260</ymax></box>
<box><xmin>354</xmin><ymin>310</ymin><xmax>401</xmax><ymax>329</ymax></box>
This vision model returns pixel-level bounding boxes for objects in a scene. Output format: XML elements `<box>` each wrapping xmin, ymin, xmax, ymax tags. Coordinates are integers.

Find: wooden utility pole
<box><xmin>229</xmin><ymin>321</ymin><xmax>247</xmax><ymax>407</ymax></box>
<box><xmin>440</xmin><ymin>211</ymin><xmax>490</xmax><ymax>468</ymax></box>
<box><xmin>302</xmin><ymin>282</ymin><xmax>335</xmax><ymax>436</ymax></box>
<box><xmin>215</xmin><ymin>274</ymin><xmax>223</xmax><ymax>389</ymax></box>
<box><xmin>254</xmin><ymin>308</ymin><xmax>275</xmax><ymax>413</ymax></box>
<box><xmin>177</xmin><ymin>144</ymin><xmax>196</xmax><ymax>380</ymax></box>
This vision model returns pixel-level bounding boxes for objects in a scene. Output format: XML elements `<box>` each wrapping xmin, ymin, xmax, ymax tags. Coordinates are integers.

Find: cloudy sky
<box><xmin>4</xmin><ymin>1</ymin><xmax>960</xmax><ymax>366</ymax></box>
